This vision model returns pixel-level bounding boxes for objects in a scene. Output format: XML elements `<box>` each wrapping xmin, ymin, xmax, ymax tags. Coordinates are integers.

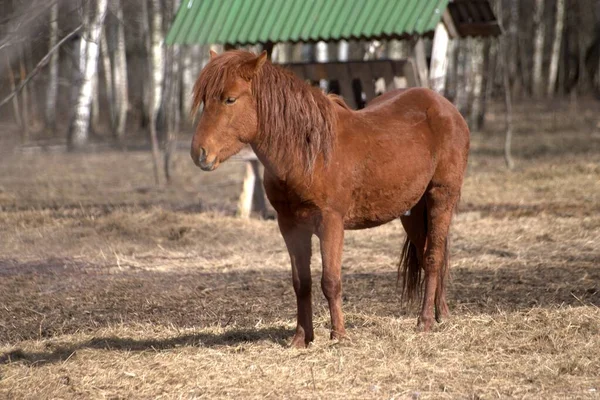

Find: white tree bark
<box><xmin>164</xmin><ymin>0</ymin><xmax>182</xmax><ymax>183</ymax></box>
<box><xmin>181</xmin><ymin>47</ymin><xmax>194</xmax><ymax>116</ymax></box>
<box><xmin>45</xmin><ymin>1</ymin><xmax>59</xmax><ymax>130</ymax></box>
<box><xmin>68</xmin><ymin>0</ymin><xmax>108</xmax><ymax>149</ymax></box>
<box><xmin>532</xmin><ymin>0</ymin><xmax>546</xmax><ymax>98</ymax></box>
<box><xmin>100</xmin><ymin>28</ymin><xmax>114</xmax><ymax>127</ymax></box>
<box><xmin>149</xmin><ymin>0</ymin><xmax>165</xmax><ymax>185</ymax></box>
<box><xmin>547</xmin><ymin>0</ymin><xmax>565</xmax><ymax>97</ymax></box>
<box><xmin>113</xmin><ymin>0</ymin><xmax>128</xmax><ymax>139</ymax></box>
<box><xmin>429</xmin><ymin>23</ymin><xmax>450</xmax><ymax>94</ymax></box>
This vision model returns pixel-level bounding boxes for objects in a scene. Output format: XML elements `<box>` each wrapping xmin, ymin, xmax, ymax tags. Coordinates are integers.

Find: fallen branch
<box><xmin>0</xmin><ymin>24</ymin><xmax>82</xmax><ymax>110</ymax></box>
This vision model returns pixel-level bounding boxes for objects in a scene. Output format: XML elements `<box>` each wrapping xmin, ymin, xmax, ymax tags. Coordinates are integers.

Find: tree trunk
<box><xmin>140</xmin><ymin>0</ymin><xmax>152</xmax><ymax>129</ymax></box>
<box><xmin>577</xmin><ymin>2</ymin><xmax>589</xmax><ymax>95</ymax></box>
<box><xmin>149</xmin><ymin>0</ymin><xmax>165</xmax><ymax>185</ymax></box>
<box><xmin>455</xmin><ymin>40</ymin><xmax>470</xmax><ymax>115</ymax></box>
<box><xmin>164</xmin><ymin>0</ymin><xmax>182</xmax><ymax>183</ymax></box>
<box><xmin>508</xmin><ymin>0</ymin><xmax>519</xmax><ymax>86</ymax></box>
<box><xmin>100</xmin><ymin>28</ymin><xmax>114</xmax><ymax>129</ymax></box>
<box><xmin>181</xmin><ymin>47</ymin><xmax>194</xmax><ymax>116</ymax></box>
<box><xmin>532</xmin><ymin>0</ymin><xmax>546</xmax><ymax>98</ymax></box>
<box><xmin>91</xmin><ymin>66</ymin><xmax>100</xmax><ymax>133</ymax></box>
<box><xmin>45</xmin><ymin>1</ymin><xmax>59</xmax><ymax>131</ymax></box>
<box><xmin>68</xmin><ymin>0</ymin><xmax>108</xmax><ymax>150</ymax></box>
<box><xmin>469</xmin><ymin>39</ymin><xmax>486</xmax><ymax>131</ymax></box>
<box><xmin>113</xmin><ymin>0</ymin><xmax>128</xmax><ymax>140</ymax></box>
<box><xmin>18</xmin><ymin>49</ymin><xmax>30</xmax><ymax>141</ymax></box>
<box><xmin>547</xmin><ymin>0</ymin><xmax>565</xmax><ymax>98</ymax></box>
<box><xmin>5</xmin><ymin>55</ymin><xmax>22</xmax><ymax>129</ymax></box>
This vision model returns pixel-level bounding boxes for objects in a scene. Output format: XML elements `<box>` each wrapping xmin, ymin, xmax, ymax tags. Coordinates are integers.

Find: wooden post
<box><xmin>237</xmin><ymin>158</ymin><xmax>266</xmax><ymax>219</ymax></box>
<box><xmin>402</xmin><ymin>59</ymin><xmax>420</xmax><ymax>88</ymax></box>
<box><xmin>412</xmin><ymin>39</ymin><xmax>429</xmax><ymax>88</ymax></box>
<box><xmin>429</xmin><ymin>23</ymin><xmax>450</xmax><ymax>94</ymax></box>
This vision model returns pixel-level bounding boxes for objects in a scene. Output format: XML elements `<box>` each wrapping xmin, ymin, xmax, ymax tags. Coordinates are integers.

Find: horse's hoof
<box><xmin>289</xmin><ymin>333</ymin><xmax>311</xmax><ymax>349</ymax></box>
<box><xmin>416</xmin><ymin>318</ymin><xmax>433</xmax><ymax>333</ymax></box>
<box><xmin>330</xmin><ymin>330</ymin><xmax>349</xmax><ymax>342</ymax></box>
<box><xmin>435</xmin><ymin>303</ymin><xmax>450</xmax><ymax>323</ymax></box>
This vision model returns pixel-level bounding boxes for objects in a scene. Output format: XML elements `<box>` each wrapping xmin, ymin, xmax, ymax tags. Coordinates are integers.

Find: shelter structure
<box><xmin>166</xmin><ymin>0</ymin><xmax>501</xmax><ymax>218</ymax></box>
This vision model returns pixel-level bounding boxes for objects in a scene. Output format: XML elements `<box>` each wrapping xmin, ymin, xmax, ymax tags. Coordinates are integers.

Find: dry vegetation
<box><xmin>0</xmin><ymin>100</ymin><xmax>599</xmax><ymax>399</ymax></box>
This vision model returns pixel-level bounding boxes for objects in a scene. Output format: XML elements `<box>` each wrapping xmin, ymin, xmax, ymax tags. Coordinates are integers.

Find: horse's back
<box><xmin>364</xmin><ymin>87</ymin><xmax>470</xmax><ymax>156</ymax></box>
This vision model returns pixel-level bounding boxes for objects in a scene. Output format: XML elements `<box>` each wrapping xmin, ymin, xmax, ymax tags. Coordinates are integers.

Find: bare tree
<box><xmin>100</xmin><ymin>28</ymin><xmax>114</xmax><ymax>129</ymax></box>
<box><xmin>181</xmin><ymin>47</ymin><xmax>195</xmax><ymax>116</ymax></box>
<box><xmin>532</xmin><ymin>0</ymin><xmax>546</xmax><ymax>98</ymax></box>
<box><xmin>113</xmin><ymin>0</ymin><xmax>128</xmax><ymax>140</ymax></box>
<box><xmin>164</xmin><ymin>0</ymin><xmax>182</xmax><ymax>183</ymax></box>
<box><xmin>455</xmin><ymin>40</ymin><xmax>470</xmax><ymax>115</ymax></box>
<box><xmin>470</xmin><ymin>39</ymin><xmax>490</xmax><ymax>131</ymax></box>
<box><xmin>508</xmin><ymin>0</ymin><xmax>519</xmax><ymax>91</ymax></box>
<box><xmin>45</xmin><ymin>1</ymin><xmax>59</xmax><ymax>131</ymax></box>
<box><xmin>68</xmin><ymin>0</ymin><xmax>109</xmax><ymax>150</ymax></box>
<box><xmin>547</xmin><ymin>0</ymin><xmax>565</xmax><ymax>97</ymax></box>
<box><xmin>148</xmin><ymin>0</ymin><xmax>165</xmax><ymax>185</ymax></box>
<box><xmin>4</xmin><ymin>55</ymin><xmax>22</xmax><ymax>129</ymax></box>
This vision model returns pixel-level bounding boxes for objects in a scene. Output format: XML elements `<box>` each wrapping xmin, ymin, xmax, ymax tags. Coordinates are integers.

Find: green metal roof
<box><xmin>166</xmin><ymin>0</ymin><xmax>449</xmax><ymax>46</ymax></box>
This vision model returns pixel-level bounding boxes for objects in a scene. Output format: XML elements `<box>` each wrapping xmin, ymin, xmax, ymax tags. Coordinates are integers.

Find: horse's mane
<box><xmin>192</xmin><ymin>51</ymin><xmax>337</xmax><ymax>174</ymax></box>
<box><xmin>327</xmin><ymin>93</ymin><xmax>351</xmax><ymax>110</ymax></box>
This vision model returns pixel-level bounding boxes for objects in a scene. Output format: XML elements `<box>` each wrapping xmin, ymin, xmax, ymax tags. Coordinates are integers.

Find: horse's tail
<box><xmin>399</xmin><ymin>235</ymin><xmax>421</xmax><ymax>302</ymax></box>
<box><xmin>398</xmin><ymin>206</ymin><xmax>428</xmax><ymax>302</ymax></box>
<box><xmin>398</xmin><ymin>200</ymin><xmax>454</xmax><ymax>307</ymax></box>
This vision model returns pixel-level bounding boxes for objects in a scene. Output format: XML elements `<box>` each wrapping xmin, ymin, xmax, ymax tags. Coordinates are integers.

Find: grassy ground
<box><xmin>0</xmin><ymin>100</ymin><xmax>599</xmax><ymax>399</ymax></box>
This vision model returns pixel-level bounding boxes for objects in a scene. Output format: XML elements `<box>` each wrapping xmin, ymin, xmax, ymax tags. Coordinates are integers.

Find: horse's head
<box><xmin>190</xmin><ymin>50</ymin><xmax>267</xmax><ymax>171</ymax></box>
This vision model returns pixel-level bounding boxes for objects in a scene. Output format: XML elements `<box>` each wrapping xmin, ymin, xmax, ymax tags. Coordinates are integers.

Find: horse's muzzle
<box><xmin>193</xmin><ymin>147</ymin><xmax>218</xmax><ymax>171</ymax></box>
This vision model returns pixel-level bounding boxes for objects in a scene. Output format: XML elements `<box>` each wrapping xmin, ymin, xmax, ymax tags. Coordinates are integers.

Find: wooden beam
<box><xmin>442</xmin><ymin>9</ymin><xmax>459</xmax><ymax>39</ymax></box>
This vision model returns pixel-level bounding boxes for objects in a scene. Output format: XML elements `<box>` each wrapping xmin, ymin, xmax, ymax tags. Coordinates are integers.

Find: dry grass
<box><xmin>0</xmin><ymin>100</ymin><xmax>599</xmax><ymax>399</ymax></box>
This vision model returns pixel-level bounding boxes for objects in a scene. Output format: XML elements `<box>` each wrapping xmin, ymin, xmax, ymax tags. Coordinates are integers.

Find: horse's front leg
<box><xmin>317</xmin><ymin>213</ymin><xmax>346</xmax><ymax>340</ymax></box>
<box><xmin>278</xmin><ymin>217</ymin><xmax>314</xmax><ymax>348</ymax></box>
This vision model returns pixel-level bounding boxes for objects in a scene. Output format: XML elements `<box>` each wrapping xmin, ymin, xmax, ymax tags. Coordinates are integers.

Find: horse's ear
<box><xmin>255</xmin><ymin>50</ymin><xmax>267</xmax><ymax>71</ymax></box>
<box><xmin>241</xmin><ymin>51</ymin><xmax>268</xmax><ymax>80</ymax></box>
<box><xmin>209</xmin><ymin>49</ymin><xmax>218</xmax><ymax>59</ymax></box>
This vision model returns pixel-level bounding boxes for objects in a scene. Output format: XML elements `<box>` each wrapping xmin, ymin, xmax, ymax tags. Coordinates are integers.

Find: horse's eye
<box><xmin>224</xmin><ymin>97</ymin><xmax>236</xmax><ymax>105</ymax></box>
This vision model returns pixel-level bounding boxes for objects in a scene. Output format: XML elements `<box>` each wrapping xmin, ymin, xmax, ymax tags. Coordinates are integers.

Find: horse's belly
<box><xmin>343</xmin><ymin>184</ymin><xmax>426</xmax><ymax>230</ymax></box>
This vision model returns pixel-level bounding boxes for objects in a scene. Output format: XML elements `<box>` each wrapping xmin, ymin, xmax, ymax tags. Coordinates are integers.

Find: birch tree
<box><xmin>113</xmin><ymin>0</ymin><xmax>128</xmax><ymax>140</ymax></box>
<box><xmin>45</xmin><ymin>1</ymin><xmax>59</xmax><ymax>130</ymax></box>
<box><xmin>68</xmin><ymin>0</ymin><xmax>108</xmax><ymax>150</ymax></box>
<box><xmin>547</xmin><ymin>0</ymin><xmax>565</xmax><ymax>97</ymax></box>
<box><xmin>181</xmin><ymin>47</ymin><xmax>195</xmax><ymax>116</ymax></box>
<box><xmin>532</xmin><ymin>0</ymin><xmax>546</xmax><ymax>98</ymax></box>
<box><xmin>100</xmin><ymin>28</ymin><xmax>114</xmax><ymax>128</ymax></box>
<box><xmin>164</xmin><ymin>0</ymin><xmax>182</xmax><ymax>183</ymax></box>
<box><xmin>469</xmin><ymin>39</ymin><xmax>486</xmax><ymax>130</ymax></box>
<box><xmin>148</xmin><ymin>0</ymin><xmax>165</xmax><ymax>185</ymax></box>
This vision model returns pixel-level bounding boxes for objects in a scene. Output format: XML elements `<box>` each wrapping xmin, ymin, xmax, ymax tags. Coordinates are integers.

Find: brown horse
<box><xmin>190</xmin><ymin>50</ymin><xmax>470</xmax><ymax>348</ymax></box>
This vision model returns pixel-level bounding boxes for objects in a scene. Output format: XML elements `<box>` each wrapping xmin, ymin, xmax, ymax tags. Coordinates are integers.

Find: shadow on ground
<box><xmin>1</xmin><ymin>256</ymin><xmax>598</xmax><ymax>347</ymax></box>
<box><xmin>0</xmin><ymin>326</ymin><xmax>293</xmax><ymax>366</ymax></box>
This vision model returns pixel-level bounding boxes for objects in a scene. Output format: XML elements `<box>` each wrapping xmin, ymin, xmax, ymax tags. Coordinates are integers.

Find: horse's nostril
<box><xmin>199</xmin><ymin>147</ymin><xmax>207</xmax><ymax>162</ymax></box>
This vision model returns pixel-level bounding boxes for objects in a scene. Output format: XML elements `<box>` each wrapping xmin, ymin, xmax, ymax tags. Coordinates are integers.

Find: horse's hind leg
<box><xmin>418</xmin><ymin>184</ymin><xmax>459</xmax><ymax>332</ymax></box>
<box><xmin>399</xmin><ymin>196</ymin><xmax>426</xmax><ymax>294</ymax></box>
<box><xmin>400</xmin><ymin>196</ymin><xmax>449</xmax><ymax>323</ymax></box>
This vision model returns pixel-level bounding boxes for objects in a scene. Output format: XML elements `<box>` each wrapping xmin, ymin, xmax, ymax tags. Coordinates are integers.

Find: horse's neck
<box><xmin>250</xmin><ymin>142</ymin><xmax>305</xmax><ymax>183</ymax></box>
